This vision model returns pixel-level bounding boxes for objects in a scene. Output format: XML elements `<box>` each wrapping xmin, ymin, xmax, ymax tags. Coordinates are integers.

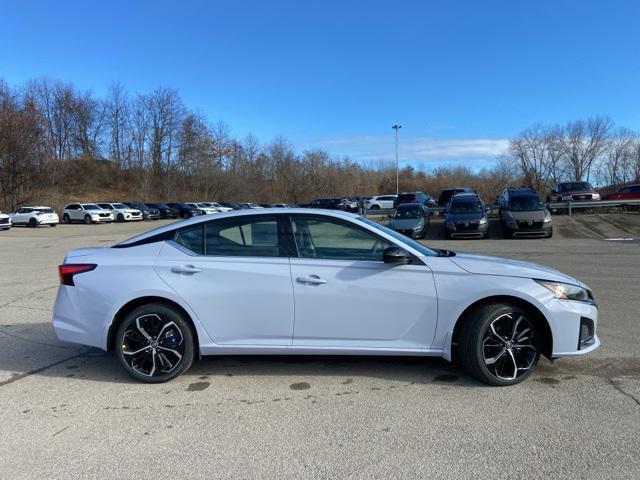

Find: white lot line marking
<box><xmin>604</xmin><ymin>238</ymin><xmax>635</xmax><ymax>241</ymax></box>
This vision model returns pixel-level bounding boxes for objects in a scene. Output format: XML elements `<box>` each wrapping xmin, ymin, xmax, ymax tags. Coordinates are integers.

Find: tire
<box><xmin>458</xmin><ymin>302</ymin><xmax>540</xmax><ymax>386</ymax></box>
<box><xmin>117</xmin><ymin>213</ymin><xmax>125</xmax><ymax>223</ymax></box>
<box><xmin>547</xmin><ymin>229</ymin><xmax>553</xmax><ymax>238</ymax></box>
<box><xmin>115</xmin><ymin>303</ymin><xmax>195</xmax><ymax>383</ymax></box>
<box><xmin>371</xmin><ymin>205</ymin><xmax>380</xmax><ymax>210</ymax></box>
<box><xmin>84</xmin><ymin>215</ymin><xmax>92</xmax><ymax>225</ymax></box>
<box><xmin>28</xmin><ymin>218</ymin><xmax>37</xmax><ymax>228</ymax></box>
<box><xmin>63</xmin><ymin>213</ymin><xmax>71</xmax><ymax>224</ymax></box>
<box><xmin>444</xmin><ymin>230</ymin><xmax>452</xmax><ymax>240</ymax></box>
<box><xmin>182</xmin><ymin>212</ymin><xmax>189</xmax><ymax>219</ymax></box>
<box><xmin>50</xmin><ymin>223</ymin><xmax>57</xmax><ymax>227</ymax></box>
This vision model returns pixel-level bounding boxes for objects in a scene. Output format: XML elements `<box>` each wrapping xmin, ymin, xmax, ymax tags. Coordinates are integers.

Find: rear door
<box><xmin>154</xmin><ymin>215</ymin><xmax>296</xmax><ymax>345</ymax></box>
<box><xmin>288</xmin><ymin>214</ymin><xmax>438</xmax><ymax>350</ymax></box>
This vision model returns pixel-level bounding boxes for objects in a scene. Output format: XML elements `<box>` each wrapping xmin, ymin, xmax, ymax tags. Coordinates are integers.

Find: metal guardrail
<box><xmin>548</xmin><ymin>199</ymin><xmax>640</xmax><ymax>216</ymax></box>
<box><xmin>364</xmin><ymin>206</ymin><xmax>447</xmax><ymax>217</ymax></box>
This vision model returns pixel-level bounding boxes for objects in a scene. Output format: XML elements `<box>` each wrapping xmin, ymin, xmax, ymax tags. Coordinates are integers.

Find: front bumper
<box><xmin>544</xmin><ymin>297</ymin><xmax>600</xmax><ymax>357</ymax></box>
<box><xmin>446</xmin><ymin>221</ymin><xmax>488</xmax><ymax>238</ymax></box>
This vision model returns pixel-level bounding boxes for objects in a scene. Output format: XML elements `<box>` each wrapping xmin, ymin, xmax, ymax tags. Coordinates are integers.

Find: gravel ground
<box><xmin>0</xmin><ymin>215</ymin><xmax>638</xmax><ymax>479</ymax></box>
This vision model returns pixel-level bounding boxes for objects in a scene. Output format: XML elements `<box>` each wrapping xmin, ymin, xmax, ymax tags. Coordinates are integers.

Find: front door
<box><xmin>288</xmin><ymin>215</ymin><xmax>438</xmax><ymax>350</ymax></box>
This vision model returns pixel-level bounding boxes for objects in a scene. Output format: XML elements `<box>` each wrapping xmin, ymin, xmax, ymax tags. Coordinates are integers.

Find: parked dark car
<box><xmin>606</xmin><ymin>184</ymin><xmax>640</xmax><ymax>200</ymax></box>
<box><xmin>388</xmin><ymin>203</ymin><xmax>430</xmax><ymax>239</ymax></box>
<box><xmin>123</xmin><ymin>202</ymin><xmax>160</xmax><ymax>220</ymax></box>
<box><xmin>146</xmin><ymin>202</ymin><xmax>179</xmax><ymax>219</ymax></box>
<box><xmin>547</xmin><ymin>181</ymin><xmax>600</xmax><ymax>202</ymax></box>
<box><xmin>437</xmin><ymin>187</ymin><xmax>477</xmax><ymax>207</ymax></box>
<box><xmin>165</xmin><ymin>202</ymin><xmax>204</xmax><ymax>219</ymax></box>
<box><xmin>308</xmin><ymin>198</ymin><xmax>349</xmax><ymax>210</ymax></box>
<box><xmin>394</xmin><ymin>192</ymin><xmax>437</xmax><ymax>209</ymax></box>
<box><xmin>444</xmin><ymin>193</ymin><xmax>489</xmax><ymax>239</ymax></box>
<box><xmin>497</xmin><ymin>188</ymin><xmax>552</xmax><ymax>238</ymax></box>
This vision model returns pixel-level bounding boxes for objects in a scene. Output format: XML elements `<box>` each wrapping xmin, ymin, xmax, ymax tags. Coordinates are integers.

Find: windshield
<box><xmin>394</xmin><ymin>206</ymin><xmax>423</xmax><ymax>219</ymax></box>
<box><xmin>113</xmin><ymin>203</ymin><xmax>128</xmax><ymax>209</ymax></box>
<box><xmin>507</xmin><ymin>196</ymin><xmax>545</xmax><ymax>211</ymax></box>
<box><xmin>559</xmin><ymin>182</ymin><xmax>592</xmax><ymax>192</ymax></box>
<box><xmin>449</xmin><ymin>200</ymin><xmax>483</xmax><ymax>214</ymax></box>
<box><xmin>358</xmin><ymin>217</ymin><xmax>436</xmax><ymax>257</ymax></box>
<box><xmin>196</xmin><ymin>203</ymin><xmax>209</xmax><ymax>208</ymax></box>
<box><xmin>397</xmin><ymin>194</ymin><xmax>416</xmax><ymax>203</ymax></box>
<box><xmin>83</xmin><ymin>204</ymin><xmax>100</xmax><ymax>210</ymax></box>
<box><xmin>211</xmin><ymin>202</ymin><xmax>222</xmax><ymax>207</ymax></box>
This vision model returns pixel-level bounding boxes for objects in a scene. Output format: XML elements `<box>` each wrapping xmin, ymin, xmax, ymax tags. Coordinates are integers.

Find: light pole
<box><xmin>392</xmin><ymin>124</ymin><xmax>401</xmax><ymax>195</ymax></box>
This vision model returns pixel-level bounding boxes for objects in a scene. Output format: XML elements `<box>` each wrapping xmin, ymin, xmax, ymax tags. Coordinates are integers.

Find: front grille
<box><xmin>0</xmin><ymin>218</ymin><xmax>9</xmax><ymax>225</ymax></box>
<box><xmin>573</xmin><ymin>194</ymin><xmax>591</xmax><ymax>200</ymax></box>
<box><xmin>455</xmin><ymin>221</ymin><xmax>479</xmax><ymax>231</ymax></box>
<box><xmin>99</xmin><ymin>213</ymin><xmax>110</xmax><ymax>217</ymax></box>
<box><xmin>517</xmin><ymin>220</ymin><xmax>543</xmax><ymax>229</ymax></box>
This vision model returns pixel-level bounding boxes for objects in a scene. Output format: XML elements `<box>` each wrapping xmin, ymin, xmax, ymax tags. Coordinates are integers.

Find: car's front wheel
<box><xmin>84</xmin><ymin>215</ymin><xmax>92</xmax><ymax>225</ymax></box>
<box><xmin>63</xmin><ymin>214</ymin><xmax>70</xmax><ymax>224</ymax></box>
<box><xmin>115</xmin><ymin>303</ymin><xmax>195</xmax><ymax>383</ymax></box>
<box><xmin>459</xmin><ymin>303</ymin><xmax>540</xmax><ymax>386</ymax></box>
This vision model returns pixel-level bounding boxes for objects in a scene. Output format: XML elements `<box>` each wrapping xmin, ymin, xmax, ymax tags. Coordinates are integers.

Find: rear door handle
<box><xmin>296</xmin><ymin>274</ymin><xmax>327</xmax><ymax>285</ymax></box>
<box><xmin>171</xmin><ymin>265</ymin><xmax>202</xmax><ymax>275</ymax></box>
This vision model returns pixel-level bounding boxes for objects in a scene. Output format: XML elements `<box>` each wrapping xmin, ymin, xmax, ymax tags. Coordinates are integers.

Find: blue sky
<box><xmin>2</xmin><ymin>0</ymin><xmax>639</xmax><ymax>168</ymax></box>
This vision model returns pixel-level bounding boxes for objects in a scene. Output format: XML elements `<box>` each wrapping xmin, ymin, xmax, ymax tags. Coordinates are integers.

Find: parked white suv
<box><xmin>10</xmin><ymin>206</ymin><xmax>59</xmax><ymax>227</ymax></box>
<box><xmin>97</xmin><ymin>203</ymin><xmax>143</xmax><ymax>222</ymax></box>
<box><xmin>0</xmin><ymin>211</ymin><xmax>11</xmax><ymax>231</ymax></box>
<box><xmin>62</xmin><ymin>203</ymin><xmax>114</xmax><ymax>224</ymax></box>
<box><xmin>365</xmin><ymin>195</ymin><xmax>397</xmax><ymax>210</ymax></box>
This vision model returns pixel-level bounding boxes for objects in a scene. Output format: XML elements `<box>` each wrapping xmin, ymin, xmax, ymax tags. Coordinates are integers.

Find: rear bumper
<box><xmin>52</xmin><ymin>286</ymin><xmax>106</xmax><ymax>349</ymax></box>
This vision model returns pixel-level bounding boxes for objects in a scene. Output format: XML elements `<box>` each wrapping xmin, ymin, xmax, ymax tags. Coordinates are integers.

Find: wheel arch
<box><xmin>107</xmin><ymin>296</ymin><xmax>201</xmax><ymax>357</ymax></box>
<box><xmin>449</xmin><ymin>295</ymin><xmax>553</xmax><ymax>361</ymax></box>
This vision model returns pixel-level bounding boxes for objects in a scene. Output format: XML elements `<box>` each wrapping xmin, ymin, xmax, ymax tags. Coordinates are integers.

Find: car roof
<box><xmin>21</xmin><ymin>205</ymin><xmax>52</xmax><ymax>209</ymax></box>
<box><xmin>117</xmin><ymin>208</ymin><xmax>360</xmax><ymax>246</ymax></box>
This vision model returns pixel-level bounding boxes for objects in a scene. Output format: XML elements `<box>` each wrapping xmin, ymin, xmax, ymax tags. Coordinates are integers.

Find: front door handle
<box><xmin>296</xmin><ymin>274</ymin><xmax>327</xmax><ymax>285</ymax></box>
<box><xmin>171</xmin><ymin>265</ymin><xmax>202</xmax><ymax>275</ymax></box>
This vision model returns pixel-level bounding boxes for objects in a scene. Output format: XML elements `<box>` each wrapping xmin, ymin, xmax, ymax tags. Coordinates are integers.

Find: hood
<box><xmin>449</xmin><ymin>252</ymin><xmax>585</xmax><ymax>287</ymax></box>
<box><xmin>391</xmin><ymin>218</ymin><xmax>423</xmax><ymax>228</ymax></box>
<box><xmin>507</xmin><ymin>209</ymin><xmax>546</xmax><ymax>220</ymax></box>
<box><xmin>560</xmin><ymin>188</ymin><xmax>595</xmax><ymax>195</ymax></box>
<box><xmin>446</xmin><ymin>212</ymin><xmax>485</xmax><ymax>222</ymax></box>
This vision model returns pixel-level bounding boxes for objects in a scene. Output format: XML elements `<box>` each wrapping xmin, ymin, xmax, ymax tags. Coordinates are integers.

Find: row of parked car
<box><xmin>0</xmin><ymin>201</ymin><xmax>303</xmax><ymax>229</ymax></box>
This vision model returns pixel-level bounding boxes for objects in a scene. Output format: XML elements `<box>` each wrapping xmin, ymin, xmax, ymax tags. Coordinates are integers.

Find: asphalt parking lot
<box><xmin>1</xmin><ymin>215</ymin><xmax>639</xmax><ymax>479</ymax></box>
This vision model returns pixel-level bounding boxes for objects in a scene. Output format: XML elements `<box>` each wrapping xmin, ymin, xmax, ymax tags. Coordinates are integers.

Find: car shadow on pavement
<box><xmin>1</xmin><ymin>322</ymin><xmax>486</xmax><ymax>387</ymax></box>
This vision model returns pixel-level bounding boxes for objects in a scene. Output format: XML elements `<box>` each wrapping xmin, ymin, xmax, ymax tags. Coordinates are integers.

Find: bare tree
<box><xmin>563</xmin><ymin>116</ymin><xmax>612</xmax><ymax>181</ymax></box>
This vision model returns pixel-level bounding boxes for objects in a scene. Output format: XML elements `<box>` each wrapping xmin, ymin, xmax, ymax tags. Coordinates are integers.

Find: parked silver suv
<box><xmin>498</xmin><ymin>188</ymin><xmax>552</xmax><ymax>238</ymax></box>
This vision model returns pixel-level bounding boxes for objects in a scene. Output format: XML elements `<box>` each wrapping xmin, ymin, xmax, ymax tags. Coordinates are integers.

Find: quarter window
<box><xmin>291</xmin><ymin>216</ymin><xmax>390</xmax><ymax>261</ymax></box>
<box><xmin>174</xmin><ymin>224</ymin><xmax>204</xmax><ymax>255</ymax></box>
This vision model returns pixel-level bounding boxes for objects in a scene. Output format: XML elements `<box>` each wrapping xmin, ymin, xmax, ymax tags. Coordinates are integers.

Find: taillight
<box><xmin>58</xmin><ymin>264</ymin><xmax>97</xmax><ymax>286</ymax></box>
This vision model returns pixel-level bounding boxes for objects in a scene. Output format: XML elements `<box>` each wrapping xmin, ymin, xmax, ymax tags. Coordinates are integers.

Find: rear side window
<box><xmin>174</xmin><ymin>224</ymin><xmax>204</xmax><ymax>255</ymax></box>
<box><xmin>631</xmin><ymin>185</ymin><xmax>640</xmax><ymax>193</ymax></box>
<box><xmin>397</xmin><ymin>194</ymin><xmax>415</xmax><ymax>203</ymax></box>
<box><xmin>205</xmin><ymin>216</ymin><xmax>280</xmax><ymax>257</ymax></box>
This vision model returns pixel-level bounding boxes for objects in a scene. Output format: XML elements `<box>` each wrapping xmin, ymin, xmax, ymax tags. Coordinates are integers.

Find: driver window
<box><xmin>291</xmin><ymin>216</ymin><xmax>390</xmax><ymax>261</ymax></box>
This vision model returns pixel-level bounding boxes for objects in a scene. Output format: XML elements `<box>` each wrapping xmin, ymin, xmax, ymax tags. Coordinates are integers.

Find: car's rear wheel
<box><xmin>117</xmin><ymin>213</ymin><xmax>124</xmax><ymax>222</ymax></box>
<box><xmin>116</xmin><ymin>303</ymin><xmax>195</xmax><ymax>383</ymax></box>
<box><xmin>84</xmin><ymin>215</ymin><xmax>92</xmax><ymax>225</ymax></box>
<box><xmin>371</xmin><ymin>204</ymin><xmax>380</xmax><ymax>210</ymax></box>
<box><xmin>459</xmin><ymin>303</ymin><xmax>540</xmax><ymax>386</ymax></box>
<box><xmin>63</xmin><ymin>213</ymin><xmax>70</xmax><ymax>224</ymax></box>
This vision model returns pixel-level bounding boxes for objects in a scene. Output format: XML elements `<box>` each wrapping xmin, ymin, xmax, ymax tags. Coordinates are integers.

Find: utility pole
<box><xmin>392</xmin><ymin>124</ymin><xmax>401</xmax><ymax>195</ymax></box>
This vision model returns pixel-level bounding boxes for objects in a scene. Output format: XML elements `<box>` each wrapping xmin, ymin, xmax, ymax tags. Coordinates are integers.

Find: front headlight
<box><xmin>504</xmin><ymin>211</ymin><xmax>517</xmax><ymax>226</ymax></box>
<box><xmin>543</xmin><ymin>211</ymin><xmax>552</xmax><ymax>223</ymax></box>
<box><xmin>535</xmin><ymin>280</ymin><xmax>593</xmax><ymax>303</ymax></box>
<box><xmin>479</xmin><ymin>217</ymin><xmax>487</xmax><ymax>225</ymax></box>
<box><xmin>413</xmin><ymin>220</ymin><xmax>424</xmax><ymax>231</ymax></box>
<box><xmin>593</xmin><ymin>193</ymin><xmax>600</xmax><ymax>200</ymax></box>
<box><xmin>446</xmin><ymin>221</ymin><xmax>456</xmax><ymax>230</ymax></box>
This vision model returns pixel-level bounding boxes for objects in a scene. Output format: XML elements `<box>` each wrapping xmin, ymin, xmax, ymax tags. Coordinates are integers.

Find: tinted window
<box><xmin>83</xmin><ymin>204</ymin><xmax>100</xmax><ymax>210</ymax></box>
<box><xmin>559</xmin><ymin>182</ymin><xmax>592</xmax><ymax>192</ymax></box>
<box><xmin>291</xmin><ymin>216</ymin><xmax>390</xmax><ymax>261</ymax></box>
<box><xmin>449</xmin><ymin>200</ymin><xmax>483</xmax><ymax>214</ymax></box>
<box><xmin>397</xmin><ymin>194</ymin><xmax>416</xmax><ymax>203</ymax></box>
<box><xmin>394</xmin><ymin>205</ymin><xmax>424</xmax><ymax>219</ymax></box>
<box><xmin>631</xmin><ymin>186</ymin><xmax>640</xmax><ymax>193</ymax></box>
<box><xmin>36</xmin><ymin>208</ymin><xmax>54</xmax><ymax>213</ymax></box>
<box><xmin>507</xmin><ymin>196</ymin><xmax>545</xmax><ymax>211</ymax></box>
<box><xmin>205</xmin><ymin>216</ymin><xmax>280</xmax><ymax>257</ymax></box>
<box><xmin>97</xmin><ymin>203</ymin><xmax>113</xmax><ymax>209</ymax></box>
<box><xmin>174</xmin><ymin>224</ymin><xmax>204</xmax><ymax>255</ymax></box>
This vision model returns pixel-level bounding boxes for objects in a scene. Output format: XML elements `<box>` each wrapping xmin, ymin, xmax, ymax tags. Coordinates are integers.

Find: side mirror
<box><xmin>383</xmin><ymin>246</ymin><xmax>411</xmax><ymax>264</ymax></box>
